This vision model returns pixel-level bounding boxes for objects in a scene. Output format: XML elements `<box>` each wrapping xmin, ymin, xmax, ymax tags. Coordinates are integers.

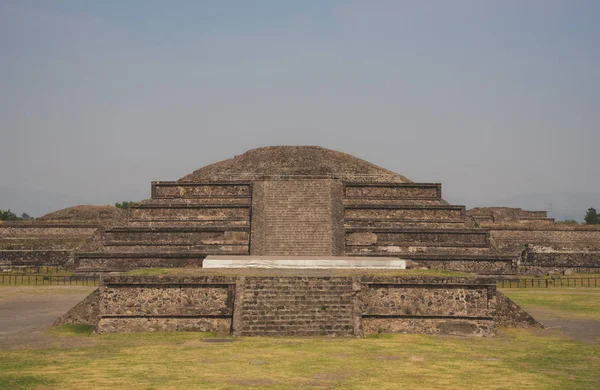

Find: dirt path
<box><xmin>0</xmin><ymin>286</ymin><xmax>95</xmax><ymax>350</ymax></box>
<box><xmin>525</xmin><ymin>307</ymin><xmax>600</xmax><ymax>343</ymax></box>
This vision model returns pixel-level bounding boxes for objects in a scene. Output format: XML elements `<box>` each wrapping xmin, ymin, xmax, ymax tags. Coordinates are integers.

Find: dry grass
<box><xmin>502</xmin><ymin>288</ymin><xmax>600</xmax><ymax>320</ymax></box>
<box><xmin>1</xmin><ymin>327</ymin><xmax>598</xmax><ymax>389</ymax></box>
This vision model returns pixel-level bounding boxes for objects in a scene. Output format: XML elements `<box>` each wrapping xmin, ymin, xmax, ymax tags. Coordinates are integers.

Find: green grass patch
<box><xmin>0</xmin><ymin>374</ymin><xmax>57</xmax><ymax>390</ymax></box>
<box><xmin>121</xmin><ymin>267</ymin><xmax>473</xmax><ymax>277</ymax></box>
<box><xmin>502</xmin><ymin>288</ymin><xmax>600</xmax><ymax>320</ymax></box>
<box><xmin>51</xmin><ymin>324</ymin><xmax>96</xmax><ymax>336</ymax></box>
<box><xmin>0</xmin><ymin>329</ymin><xmax>598</xmax><ymax>389</ymax></box>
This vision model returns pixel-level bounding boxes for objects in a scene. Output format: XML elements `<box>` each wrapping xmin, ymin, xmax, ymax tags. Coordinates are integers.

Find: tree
<box><xmin>584</xmin><ymin>207</ymin><xmax>600</xmax><ymax>225</ymax></box>
<box><xmin>21</xmin><ymin>213</ymin><xmax>34</xmax><ymax>221</ymax></box>
<box><xmin>115</xmin><ymin>201</ymin><xmax>136</xmax><ymax>209</ymax></box>
<box><xmin>557</xmin><ymin>219</ymin><xmax>578</xmax><ymax>225</ymax></box>
<box><xmin>0</xmin><ymin>209</ymin><xmax>20</xmax><ymax>221</ymax></box>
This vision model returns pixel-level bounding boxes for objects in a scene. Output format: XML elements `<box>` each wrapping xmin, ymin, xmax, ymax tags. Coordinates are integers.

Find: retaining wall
<box><xmin>62</xmin><ymin>275</ymin><xmax>536</xmax><ymax>336</ymax></box>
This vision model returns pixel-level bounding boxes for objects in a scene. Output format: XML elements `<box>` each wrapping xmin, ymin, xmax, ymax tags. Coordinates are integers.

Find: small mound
<box><xmin>467</xmin><ymin>207</ymin><xmax>550</xmax><ymax>223</ymax></box>
<box><xmin>179</xmin><ymin>146</ymin><xmax>411</xmax><ymax>182</ymax></box>
<box><xmin>39</xmin><ymin>205</ymin><xmax>125</xmax><ymax>221</ymax></box>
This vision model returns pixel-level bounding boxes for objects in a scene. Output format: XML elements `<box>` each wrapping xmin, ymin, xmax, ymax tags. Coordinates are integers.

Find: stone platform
<box><xmin>56</xmin><ymin>271</ymin><xmax>540</xmax><ymax>337</ymax></box>
<box><xmin>202</xmin><ymin>255</ymin><xmax>405</xmax><ymax>269</ymax></box>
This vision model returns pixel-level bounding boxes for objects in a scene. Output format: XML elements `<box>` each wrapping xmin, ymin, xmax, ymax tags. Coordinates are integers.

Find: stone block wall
<box><xmin>359</xmin><ymin>276</ymin><xmax>497</xmax><ymax>336</ymax></box>
<box><xmin>344</xmin><ymin>205</ymin><xmax>464</xmax><ymax>222</ymax></box>
<box><xmin>344</xmin><ymin>183</ymin><xmax>442</xmax><ymax>199</ymax></box>
<box><xmin>0</xmin><ymin>250</ymin><xmax>71</xmax><ymax>267</ymax></box>
<box><xmin>251</xmin><ymin>180</ymin><xmax>337</xmax><ymax>256</ymax></box>
<box><xmin>128</xmin><ymin>205</ymin><xmax>250</xmax><ymax>225</ymax></box>
<box><xmin>63</xmin><ymin>275</ymin><xmax>535</xmax><ymax>336</ymax></box>
<box><xmin>0</xmin><ymin>222</ymin><xmax>101</xmax><ymax>267</ymax></box>
<box><xmin>490</xmin><ymin>227</ymin><xmax>600</xmax><ymax>253</ymax></box>
<box><xmin>346</xmin><ymin>229</ymin><xmax>489</xmax><ymax>250</ymax></box>
<box><xmin>518</xmin><ymin>247</ymin><xmax>600</xmax><ymax>273</ymax></box>
<box><xmin>152</xmin><ymin>182</ymin><xmax>251</xmax><ymax>198</ymax></box>
<box><xmin>467</xmin><ymin>207</ymin><xmax>554</xmax><ymax>224</ymax></box>
<box><xmin>74</xmin><ymin>253</ymin><xmax>206</xmax><ymax>273</ymax></box>
<box><xmin>95</xmin><ymin>276</ymin><xmax>235</xmax><ymax>333</ymax></box>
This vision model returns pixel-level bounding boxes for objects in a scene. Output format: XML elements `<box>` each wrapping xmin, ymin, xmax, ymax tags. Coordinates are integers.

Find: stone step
<box><xmin>128</xmin><ymin>204</ymin><xmax>251</xmax><ymax>223</ymax></box>
<box><xmin>138</xmin><ymin>197</ymin><xmax>252</xmax><ymax>205</ymax></box>
<box><xmin>344</xmin><ymin>204</ymin><xmax>465</xmax><ymax>221</ymax></box>
<box><xmin>103</xmin><ymin>244</ymin><xmax>249</xmax><ymax>254</ymax></box>
<box><xmin>343</xmin><ymin>183</ymin><xmax>442</xmax><ymax>199</ymax></box>
<box><xmin>104</xmin><ymin>228</ymin><xmax>249</xmax><ymax>246</ymax></box>
<box><xmin>236</xmin><ymin>276</ymin><xmax>354</xmax><ymax>336</ymax></box>
<box><xmin>0</xmin><ymin>250</ymin><xmax>71</xmax><ymax>266</ymax></box>
<box><xmin>343</xmin><ymin>199</ymin><xmax>449</xmax><ymax>206</ymax></box>
<box><xmin>346</xmin><ymin>228</ymin><xmax>489</xmax><ymax>248</ymax></box>
<box><xmin>0</xmin><ymin>237</ymin><xmax>87</xmax><ymax>250</ymax></box>
<box><xmin>151</xmin><ymin>181</ymin><xmax>251</xmax><ymax>199</ymax></box>
<box><xmin>349</xmin><ymin>252</ymin><xmax>517</xmax><ymax>275</ymax></box>
<box><xmin>74</xmin><ymin>252</ymin><xmax>207</xmax><ymax>273</ymax></box>
<box><xmin>127</xmin><ymin>220</ymin><xmax>250</xmax><ymax>228</ymax></box>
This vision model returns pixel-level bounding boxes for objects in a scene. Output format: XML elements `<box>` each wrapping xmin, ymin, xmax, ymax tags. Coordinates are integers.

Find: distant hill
<box><xmin>0</xmin><ymin>186</ymin><xmax>146</xmax><ymax>218</ymax></box>
<box><xmin>0</xmin><ymin>186</ymin><xmax>88</xmax><ymax>218</ymax></box>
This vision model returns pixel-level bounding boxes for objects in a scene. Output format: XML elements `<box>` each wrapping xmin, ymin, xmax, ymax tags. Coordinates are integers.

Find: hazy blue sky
<box><xmin>1</xmin><ymin>1</ymin><xmax>599</xmax><ymax>219</ymax></box>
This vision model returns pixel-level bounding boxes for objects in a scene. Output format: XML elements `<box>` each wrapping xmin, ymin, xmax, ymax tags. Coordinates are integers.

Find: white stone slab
<box><xmin>203</xmin><ymin>256</ymin><xmax>405</xmax><ymax>269</ymax></box>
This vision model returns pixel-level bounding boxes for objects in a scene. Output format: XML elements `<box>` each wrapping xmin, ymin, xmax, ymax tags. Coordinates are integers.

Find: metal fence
<box><xmin>0</xmin><ymin>274</ymin><xmax>100</xmax><ymax>286</ymax></box>
<box><xmin>498</xmin><ymin>277</ymin><xmax>600</xmax><ymax>288</ymax></box>
<box><xmin>0</xmin><ymin>265</ymin><xmax>71</xmax><ymax>274</ymax></box>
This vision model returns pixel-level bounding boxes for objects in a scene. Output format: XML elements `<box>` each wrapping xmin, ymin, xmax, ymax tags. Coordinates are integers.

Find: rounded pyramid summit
<box><xmin>178</xmin><ymin>146</ymin><xmax>411</xmax><ymax>182</ymax></box>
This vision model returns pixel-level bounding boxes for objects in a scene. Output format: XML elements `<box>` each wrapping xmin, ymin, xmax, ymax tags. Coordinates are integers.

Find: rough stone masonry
<box><xmin>56</xmin><ymin>273</ymin><xmax>539</xmax><ymax>337</ymax></box>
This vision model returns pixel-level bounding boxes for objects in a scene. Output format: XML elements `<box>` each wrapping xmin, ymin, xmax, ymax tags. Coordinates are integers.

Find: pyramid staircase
<box><xmin>74</xmin><ymin>181</ymin><xmax>516</xmax><ymax>275</ymax></box>
<box><xmin>74</xmin><ymin>182</ymin><xmax>252</xmax><ymax>273</ymax></box>
<box><xmin>342</xmin><ymin>183</ymin><xmax>516</xmax><ymax>274</ymax></box>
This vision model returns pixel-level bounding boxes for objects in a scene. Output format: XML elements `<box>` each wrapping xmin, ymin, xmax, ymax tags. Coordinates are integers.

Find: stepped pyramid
<box><xmin>75</xmin><ymin>146</ymin><xmax>515</xmax><ymax>274</ymax></box>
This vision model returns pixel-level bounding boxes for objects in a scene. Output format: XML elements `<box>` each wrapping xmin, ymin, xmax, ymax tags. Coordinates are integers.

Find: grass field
<box><xmin>0</xmin><ymin>287</ymin><xmax>598</xmax><ymax>389</ymax></box>
<box><xmin>1</xmin><ymin>326</ymin><xmax>599</xmax><ymax>389</ymax></box>
<box><xmin>503</xmin><ymin>288</ymin><xmax>600</xmax><ymax>320</ymax></box>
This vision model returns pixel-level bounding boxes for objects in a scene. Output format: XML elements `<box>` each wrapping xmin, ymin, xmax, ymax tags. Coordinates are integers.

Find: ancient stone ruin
<box><xmin>56</xmin><ymin>272</ymin><xmax>539</xmax><ymax>336</ymax></box>
<box><xmin>2</xmin><ymin>145</ymin><xmax>598</xmax><ymax>336</ymax></box>
<box><xmin>72</xmin><ymin>146</ymin><xmax>519</xmax><ymax>274</ymax></box>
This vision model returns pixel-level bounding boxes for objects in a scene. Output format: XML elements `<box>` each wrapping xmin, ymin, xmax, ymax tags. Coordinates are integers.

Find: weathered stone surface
<box><xmin>490</xmin><ymin>226</ymin><xmax>600</xmax><ymax>253</ymax></box>
<box><xmin>129</xmin><ymin>205</ymin><xmax>250</xmax><ymax>221</ymax></box>
<box><xmin>345</xmin><ymin>206</ymin><xmax>463</xmax><ymax>221</ymax></box>
<box><xmin>75</xmin><ymin>254</ymin><xmax>205</xmax><ymax>273</ymax></box>
<box><xmin>411</xmin><ymin>259</ymin><xmax>515</xmax><ymax>274</ymax></box>
<box><xmin>253</xmin><ymin>180</ymin><xmax>335</xmax><ymax>256</ymax></box>
<box><xmin>0</xmin><ymin>250</ymin><xmax>70</xmax><ymax>266</ymax></box>
<box><xmin>0</xmin><ymin>222</ymin><xmax>101</xmax><ymax>267</ymax></box>
<box><xmin>152</xmin><ymin>182</ymin><xmax>251</xmax><ymax>198</ymax></box>
<box><xmin>467</xmin><ymin>207</ymin><xmax>553</xmax><ymax>224</ymax></box>
<box><xmin>54</xmin><ymin>288</ymin><xmax>102</xmax><ymax>326</ymax></box>
<box><xmin>362</xmin><ymin>318</ymin><xmax>495</xmax><ymax>336</ymax></box>
<box><xmin>58</xmin><ymin>274</ymin><xmax>538</xmax><ymax>336</ymax></box>
<box><xmin>523</xmin><ymin>248</ymin><xmax>600</xmax><ymax>268</ymax></box>
<box><xmin>362</xmin><ymin>286</ymin><xmax>491</xmax><ymax>317</ymax></box>
<box><xmin>100</xmin><ymin>285</ymin><xmax>232</xmax><ymax>316</ymax></box>
<box><xmin>494</xmin><ymin>291</ymin><xmax>542</xmax><ymax>328</ymax></box>
<box><xmin>96</xmin><ymin>317</ymin><xmax>231</xmax><ymax>333</ymax></box>
<box><xmin>344</xmin><ymin>184</ymin><xmax>440</xmax><ymax>199</ymax></box>
<box><xmin>104</xmin><ymin>229</ymin><xmax>249</xmax><ymax>245</ymax></box>
<box><xmin>178</xmin><ymin>146</ymin><xmax>410</xmax><ymax>183</ymax></box>
<box><xmin>345</xmin><ymin>230</ymin><xmax>489</xmax><ymax>248</ymax></box>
